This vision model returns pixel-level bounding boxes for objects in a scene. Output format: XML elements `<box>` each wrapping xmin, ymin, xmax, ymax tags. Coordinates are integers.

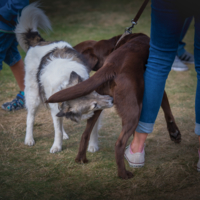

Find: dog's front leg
<box><xmin>76</xmin><ymin>110</ymin><xmax>102</xmax><ymax>163</ymax></box>
<box><xmin>49</xmin><ymin>104</ymin><xmax>63</xmax><ymax>153</ymax></box>
<box><xmin>87</xmin><ymin>111</ymin><xmax>103</xmax><ymax>152</ymax></box>
<box><xmin>25</xmin><ymin>107</ymin><xmax>38</xmax><ymax>146</ymax></box>
<box><xmin>25</xmin><ymin>93</ymin><xmax>40</xmax><ymax>146</ymax></box>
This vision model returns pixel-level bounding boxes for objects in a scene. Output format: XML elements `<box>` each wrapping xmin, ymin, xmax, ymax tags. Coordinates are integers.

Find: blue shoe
<box><xmin>2</xmin><ymin>91</ymin><xmax>25</xmax><ymax>111</ymax></box>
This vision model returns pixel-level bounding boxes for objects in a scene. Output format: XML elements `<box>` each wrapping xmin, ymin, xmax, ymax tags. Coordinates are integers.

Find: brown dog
<box><xmin>48</xmin><ymin>33</ymin><xmax>181</xmax><ymax>179</ymax></box>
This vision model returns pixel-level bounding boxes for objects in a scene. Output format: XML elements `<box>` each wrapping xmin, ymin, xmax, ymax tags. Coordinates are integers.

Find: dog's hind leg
<box><xmin>114</xmin><ymin>76</ymin><xmax>143</xmax><ymax>179</ymax></box>
<box><xmin>161</xmin><ymin>91</ymin><xmax>181</xmax><ymax>143</ymax></box>
<box><xmin>87</xmin><ymin>111</ymin><xmax>103</xmax><ymax>152</ymax></box>
<box><xmin>115</xmin><ymin>104</ymin><xmax>140</xmax><ymax>179</ymax></box>
<box><xmin>25</xmin><ymin>92</ymin><xmax>41</xmax><ymax>146</ymax></box>
<box><xmin>76</xmin><ymin>110</ymin><xmax>102</xmax><ymax>163</ymax></box>
<box><xmin>49</xmin><ymin>103</ymin><xmax>64</xmax><ymax>153</ymax></box>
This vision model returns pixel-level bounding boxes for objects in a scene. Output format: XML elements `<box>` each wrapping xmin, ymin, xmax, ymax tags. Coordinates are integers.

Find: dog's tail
<box><xmin>46</xmin><ymin>63</ymin><xmax>116</xmax><ymax>103</ymax></box>
<box><xmin>15</xmin><ymin>2</ymin><xmax>52</xmax><ymax>52</ymax></box>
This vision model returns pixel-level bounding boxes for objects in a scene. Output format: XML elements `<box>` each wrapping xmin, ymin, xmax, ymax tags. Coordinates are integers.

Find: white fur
<box><xmin>17</xmin><ymin>3</ymin><xmax>102</xmax><ymax>153</ymax></box>
<box><xmin>87</xmin><ymin>112</ymin><xmax>103</xmax><ymax>152</ymax></box>
<box><xmin>24</xmin><ymin>42</ymin><xmax>89</xmax><ymax>153</ymax></box>
<box><xmin>24</xmin><ymin>44</ymin><xmax>101</xmax><ymax>153</ymax></box>
<box><xmin>15</xmin><ymin>2</ymin><xmax>52</xmax><ymax>52</ymax></box>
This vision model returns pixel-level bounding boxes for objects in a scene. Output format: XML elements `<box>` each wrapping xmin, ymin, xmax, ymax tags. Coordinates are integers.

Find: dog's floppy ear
<box><xmin>56</xmin><ymin>110</ymin><xmax>65</xmax><ymax>117</ymax></box>
<box><xmin>56</xmin><ymin>102</ymin><xmax>70</xmax><ymax>117</ymax></box>
<box><xmin>65</xmin><ymin>111</ymin><xmax>81</xmax><ymax>123</ymax></box>
<box><xmin>82</xmin><ymin>48</ymin><xmax>98</xmax><ymax>70</ymax></box>
<box><xmin>69</xmin><ymin>71</ymin><xmax>83</xmax><ymax>86</ymax></box>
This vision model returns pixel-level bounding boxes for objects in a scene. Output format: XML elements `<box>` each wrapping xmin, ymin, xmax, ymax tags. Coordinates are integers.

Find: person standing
<box><xmin>124</xmin><ymin>0</ymin><xmax>200</xmax><ymax>171</ymax></box>
<box><xmin>172</xmin><ymin>16</ymin><xmax>194</xmax><ymax>71</ymax></box>
<box><xmin>0</xmin><ymin>0</ymin><xmax>29</xmax><ymax>111</ymax></box>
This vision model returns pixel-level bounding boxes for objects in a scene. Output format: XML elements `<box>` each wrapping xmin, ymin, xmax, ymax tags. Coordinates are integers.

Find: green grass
<box><xmin>0</xmin><ymin>0</ymin><xmax>200</xmax><ymax>199</ymax></box>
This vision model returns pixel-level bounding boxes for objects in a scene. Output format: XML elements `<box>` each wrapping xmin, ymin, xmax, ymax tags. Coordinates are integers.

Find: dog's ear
<box><xmin>69</xmin><ymin>71</ymin><xmax>83</xmax><ymax>86</ymax></box>
<box><xmin>57</xmin><ymin>102</ymin><xmax>70</xmax><ymax>117</ymax></box>
<box><xmin>56</xmin><ymin>110</ymin><xmax>65</xmax><ymax>117</ymax></box>
<box><xmin>65</xmin><ymin>111</ymin><xmax>81</xmax><ymax>123</ymax></box>
<box><xmin>82</xmin><ymin>48</ymin><xmax>98</xmax><ymax>70</ymax></box>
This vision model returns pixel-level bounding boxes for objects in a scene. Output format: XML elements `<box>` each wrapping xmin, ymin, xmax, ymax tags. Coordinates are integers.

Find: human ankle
<box><xmin>20</xmin><ymin>91</ymin><xmax>24</xmax><ymax>96</ymax></box>
<box><xmin>130</xmin><ymin>143</ymin><xmax>144</xmax><ymax>153</ymax></box>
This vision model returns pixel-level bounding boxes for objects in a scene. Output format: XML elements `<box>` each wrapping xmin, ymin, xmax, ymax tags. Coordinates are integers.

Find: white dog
<box><xmin>15</xmin><ymin>3</ymin><xmax>113</xmax><ymax>153</ymax></box>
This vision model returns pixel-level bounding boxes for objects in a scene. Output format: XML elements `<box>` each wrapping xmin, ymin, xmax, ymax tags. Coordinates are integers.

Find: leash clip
<box><xmin>125</xmin><ymin>20</ymin><xmax>137</xmax><ymax>34</ymax></box>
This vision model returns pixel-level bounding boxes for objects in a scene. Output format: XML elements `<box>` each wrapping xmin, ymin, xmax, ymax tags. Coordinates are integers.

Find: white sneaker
<box><xmin>179</xmin><ymin>51</ymin><xmax>194</xmax><ymax>64</ymax></box>
<box><xmin>197</xmin><ymin>150</ymin><xmax>200</xmax><ymax>172</ymax></box>
<box><xmin>124</xmin><ymin>145</ymin><xmax>145</xmax><ymax>168</ymax></box>
<box><xmin>171</xmin><ymin>56</ymin><xmax>188</xmax><ymax>71</ymax></box>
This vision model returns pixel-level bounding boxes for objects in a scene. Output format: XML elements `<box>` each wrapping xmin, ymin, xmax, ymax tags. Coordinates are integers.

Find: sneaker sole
<box><xmin>1</xmin><ymin>105</ymin><xmax>24</xmax><ymax>111</ymax></box>
<box><xmin>124</xmin><ymin>154</ymin><xmax>144</xmax><ymax>168</ymax></box>
<box><xmin>171</xmin><ymin>67</ymin><xmax>188</xmax><ymax>72</ymax></box>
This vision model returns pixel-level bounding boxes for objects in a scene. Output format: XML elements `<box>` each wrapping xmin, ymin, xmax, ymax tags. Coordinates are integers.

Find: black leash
<box><xmin>0</xmin><ymin>15</ymin><xmax>16</xmax><ymax>28</ymax></box>
<box><xmin>115</xmin><ymin>0</ymin><xmax>149</xmax><ymax>47</ymax></box>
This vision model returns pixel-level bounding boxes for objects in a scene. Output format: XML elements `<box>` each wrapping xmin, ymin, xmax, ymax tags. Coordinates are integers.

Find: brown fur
<box><xmin>73</xmin><ymin>35</ymin><xmax>121</xmax><ymax>71</ymax></box>
<box><xmin>47</xmin><ymin>33</ymin><xmax>181</xmax><ymax>179</ymax></box>
<box><xmin>36</xmin><ymin>46</ymin><xmax>90</xmax><ymax>104</ymax></box>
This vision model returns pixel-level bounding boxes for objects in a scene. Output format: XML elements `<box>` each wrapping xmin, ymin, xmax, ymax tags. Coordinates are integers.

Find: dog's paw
<box><xmin>63</xmin><ymin>132</ymin><xmax>69</xmax><ymax>140</ymax></box>
<box><xmin>75</xmin><ymin>155</ymin><xmax>88</xmax><ymax>163</ymax></box>
<box><xmin>167</xmin><ymin>121</ymin><xmax>181</xmax><ymax>143</ymax></box>
<box><xmin>50</xmin><ymin>145</ymin><xmax>62</xmax><ymax>153</ymax></box>
<box><xmin>87</xmin><ymin>144</ymin><xmax>99</xmax><ymax>153</ymax></box>
<box><xmin>118</xmin><ymin>170</ymin><xmax>134</xmax><ymax>179</ymax></box>
<box><xmin>24</xmin><ymin>138</ymin><xmax>35</xmax><ymax>146</ymax></box>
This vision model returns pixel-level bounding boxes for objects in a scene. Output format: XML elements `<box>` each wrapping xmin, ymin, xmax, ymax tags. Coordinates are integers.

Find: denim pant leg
<box><xmin>177</xmin><ymin>16</ymin><xmax>193</xmax><ymax>57</ymax></box>
<box><xmin>136</xmin><ymin>2</ymin><xmax>185</xmax><ymax>134</ymax></box>
<box><xmin>194</xmin><ymin>14</ymin><xmax>200</xmax><ymax>136</ymax></box>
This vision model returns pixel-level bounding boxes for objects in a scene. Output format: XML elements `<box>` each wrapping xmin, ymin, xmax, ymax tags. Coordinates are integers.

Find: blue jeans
<box><xmin>177</xmin><ymin>16</ymin><xmax>193</xmax><ymax>57</ymax></box>
<box><xmin>136</xmin><ymin>0</ymin><xmax>200</xmax><ymax>136</ymax></box>
<box><xmin>0</xmin><ymin>32</ymin><xmax>21</xmax><ymax>70</ymax></box>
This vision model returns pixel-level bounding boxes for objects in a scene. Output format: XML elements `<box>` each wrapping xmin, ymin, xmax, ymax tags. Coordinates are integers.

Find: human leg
<box><xmin>194</xmin><ymin>14</ymin><xmax>200</xmax><ymax>138</ymax></box>
<box><xmin>10</xmin><ymin>59</ymin><xmax>25</xmax><ymax>91</ymax></box>
<box><xmin>1</xmin><ymin>33</ymin><xmax>25</xmax><ymax>111</ymax></box>
<box><xmin>193</xmin><ymin>14</ymin><xmax>200</xmax><ymax>171</ymax></box>
<box><xmin>129</xmin><ymin>0</ymin><xmax>185</xmax><ymax>154</ymax></box>
<box><xmin>172</xmin><ymin>15</ymin><xmax>194</xmax><ymax>71</ymax></box>
<box><xmin>172</xmin><ymin>16</ymin><xmax>194</xmax><ymax>71</ymax></box>
<box><xmin>177</xmin><ymin>16</ymin><xmax>193</xmax><ymax>57</ymax></box>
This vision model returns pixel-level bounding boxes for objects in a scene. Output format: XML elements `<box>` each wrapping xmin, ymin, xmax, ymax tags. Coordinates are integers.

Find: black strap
<box><xmin>0</xmin><ymin>15</ymin><xmax>16</xmax><ymax>27</ymax></box>
<box><xmin>133</xmin><ymin>0</ymin><xmax>149</xmax><ymax>24</ymax></box>
<box><xmin>115</xmin><ymin>0</ymin><xmax>149</xmax><ymax>48</ymax></box>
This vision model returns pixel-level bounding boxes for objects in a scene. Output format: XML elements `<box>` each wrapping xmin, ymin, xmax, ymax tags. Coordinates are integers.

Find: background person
<box><xmin>172</xmin><ymin>16</ymin><xmax>194</xmax><ymax>71</ymax></box>
<box><xmin>0</xmin><ymin>0</ymin><xmax>29</xmax><ymax>111</ymax></box>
